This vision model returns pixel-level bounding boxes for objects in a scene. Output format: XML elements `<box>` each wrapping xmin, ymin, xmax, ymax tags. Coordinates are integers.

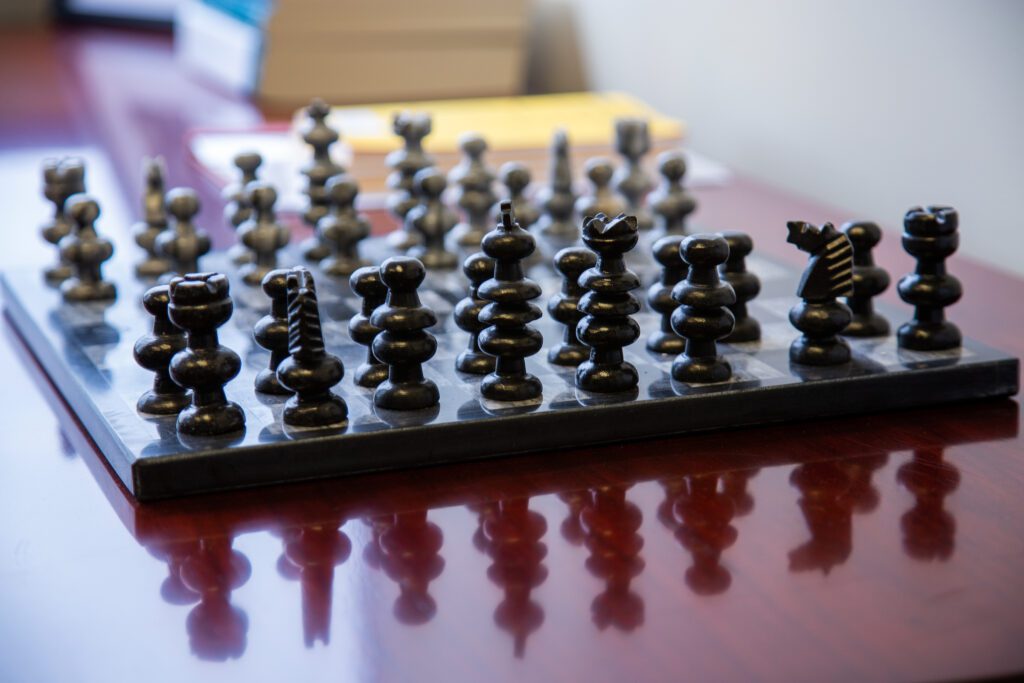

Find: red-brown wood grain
<box><xmin>1</xmin><ymin>25</ymin><xmax>1022</xmax><ymax>683</ymax></box>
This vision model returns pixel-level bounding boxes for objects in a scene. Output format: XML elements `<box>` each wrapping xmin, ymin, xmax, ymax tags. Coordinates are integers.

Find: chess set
<box><xmin>2</xmin><ymin>100</ymin><xmax>1018</xmax><ymax>501</ymax></box>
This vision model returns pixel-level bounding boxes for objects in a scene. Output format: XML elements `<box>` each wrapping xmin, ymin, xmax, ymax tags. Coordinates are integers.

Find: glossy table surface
<box><xmin>1</xmin><ymin>26</ymin><xmax>1023</xmax><ymax>683</ymax></box>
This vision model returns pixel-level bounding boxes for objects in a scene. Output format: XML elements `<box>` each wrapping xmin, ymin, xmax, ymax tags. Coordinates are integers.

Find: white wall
<box><xmin>528</xmin><ymin>0</ymin><xmax>1024</xmax><ymax>276</ymax></box>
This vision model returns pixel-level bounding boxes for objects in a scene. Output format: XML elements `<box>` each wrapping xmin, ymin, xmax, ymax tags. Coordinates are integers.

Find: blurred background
<box><xmin>1</xmin><ymin>0</ymin><xmax>1021</xmax><ymax>274</ymax></box>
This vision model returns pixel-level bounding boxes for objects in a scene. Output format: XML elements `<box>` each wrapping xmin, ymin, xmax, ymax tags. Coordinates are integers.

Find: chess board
<box><xmin>2</xmin><ymin>234</ymin><xmax>1018</xmax><ymax>501</ymax></box>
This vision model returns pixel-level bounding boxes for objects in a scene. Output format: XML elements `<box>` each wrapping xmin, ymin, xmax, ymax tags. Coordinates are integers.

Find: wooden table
<box><xmin>1</xmin><ymin>26</ymin><xmax>1022</xmax><ymax>683</ymax></box>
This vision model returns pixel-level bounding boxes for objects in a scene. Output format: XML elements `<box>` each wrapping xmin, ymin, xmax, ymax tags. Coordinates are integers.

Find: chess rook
<box><xmin>371</xmin><ymin>257</ymin><xmax>440</xmax><ymax>411</ymax></box>
<box><xmin>786</xmin><ymin>221</ymin><xmax>854</xmax><ymax>365</ymax></box>
<box><xmin>500</xmin><ymin>162</ymin><xmax>540</xmax><ymax>229</ymax></box>
<box><xmin>349</xmin><ymin>266</ymin><xmax>389</xmax><ymax>388</ymax></box>
<box><xmin>897</xmin><ymin>206</ymin><xmax>962</xmax><ymax>350</ymax></box>
<box><xmin>408</xmin><ymin>168</ymin><xmax>459</xmax><ymax>269</ymax></box>
<box><xmin>238</xmin><ymin>182</ymin><xmax>290</xmax><ymax>286</ymax></box>
<box><xmin>647</xmin><ymin>235</ymin><xmax>687</xmax><ymax>354</ymax></box>
<box><xmin>157</xmin><ymin>187</ymin><xmax>211</xmax><ymax>277</ymax></box>
<box><xmin>276</xmin><ymin>268</ymin><xmax>347</xmax><ymax>428</ymax></box>
<box><xmin>132</xmin><ymin>157</ymin><xmax>172</xmax><ymax>278</ymax></box>
<box><xmin>648</xmin><ymin>151</ymin><xmax>696</xmax><ymax>236</ymax></box>
<box><xmin>535</xmin><ymin>129</ymin><xmax>578</xmax><ymax>241</ymax></box>
<box><xmin>454</xmin><ymin>252</ymin><xmax>498</xmax><ymax>374</ymax></box>
<box><xmin>671</xmin><ymin>234</ymin><xmax>736</xmax><ymax>383</ymax></box>
<box><xmin>300</xmin><ymin>98</ymin><xmax>344</xmax><ymax>261</ymax></box>
<box><xmin>548</xmin><ymin>247</ymin><xmax>597</xmax><ymax>366</ymax></box>
<box><xmin>841</xmin><ymin>221</ymin><xmax>890</xmax><ymax>337</ymax></box>
<box><xmin>576</xmin><ymin>213</ymin><xmax>642</xmax><ymax>393</ymax></box>
<box><xmin>720</xmin><ymin>231</ymin><xmax>761</xmax><ymax>343</ymax></box>
<box><xmin>612</xmin><ymin>118</ymin><xmax>654</xmax><ymax>230</ymax></box>
<box><xmin>449</xmin><ymin>133</ymin><xmax>497</xmax><ymax>249</ymax></box>
<box><xmin>222</xmin><ymin>151</ymin><xmax>262</xmax><ymax>265</ymax></box>
<box><xmin>167</xmin><ymin>273</ymin><xmax>245</xmax><ymax>436</ymax></box>
<box><xmin>318</xmin><ymin>175</ymin><xmax>370</xmax><ymax>277</ymax></box>
<box><xmin>40</xmin><ymin>157</ymin><xmax>84</xmax><ymax>283</ymax></box>
<box><xmin>575</xmin><ymin>158</ymin><xmax>626</xmax><ymax>223</ymax></box>
<box><xmin>478</xmin><ymin>202</ymin><xmax>544</xmax><ymax>401</ymax></box>
<box><xmin>253</xmin><ymin>269</ymin><xmax>292</xmax><ymax>395</ymax></box>
<box><xmin>386</xmin><ymin>111</ymin><xmax>434</xmax><ymax>249</ymax></box>
<box><xmin>133</xmin><ymin>284</ymin><xmax>189</xmax><ymax>414</ymax></box>
<box><xmin>59</xmin><ymin>194</ymin><xmax>116</xmax><ymax>302</ymax></box>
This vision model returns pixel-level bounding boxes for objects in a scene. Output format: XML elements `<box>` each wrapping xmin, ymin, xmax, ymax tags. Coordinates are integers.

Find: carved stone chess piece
<box><xmin>40</xmin><ymin>157</ymin><xmax>84</xmax><ymax>283</ymax></box>
<box><xmin>349</xmin><ymin>265</ymin><xmax>389</xmax><ymax>388</ymax></box>
<box><xmin>167</xmin><ymin>273</ymin><xmax>245</xmax><ymax>436</ymax></box>
<box><xmin>454</xmin><ymin>252</ymin><xmax>497</xmax><ymax>374</ymax></box>
<box><xmin>157</xmin><ymin>187</ymin><xmax>211</xmax><ymax>277</ymax></box>
<box><xmin>134</xmin><ymin>284</ymin><xmax>189</xmax><ymax>414</ymax></box>
<box><xmin>253</xmin><ymin>269</ymin><xmax>292</xmax><ymax>395</ymax></box>
<box><xmin>449</xmin><ymin>133</ymin><xmax>497</xmax><ymax>249</ymax></box>
<box><xmin>500</xmin><ymin>162</ymin><xmax>540</xmax><ymax>229</ymax></box>
<box><xmin>408</xmin><ymin>168</ymin><xmax>459</xmax><ymax>269</ymax></box>
<box><xmin>535</xmin><ymin>129</ymin><xmax>578</xmax><ymax>241</ymax></box>
<box><xmin>238</xmin><ymin>182</ymin><xmax>290</xmax><ymax>286</ymax></box>
<box><xmin>132</xmin><ymin>157</ymin><xmax>172</xmax><ymax>278</ymax></box>
<box><xmin>647</xmin><ymin>234</ymin><xmax>687</xmax><ymax>354</ymax></box>
<box><xmin>548</xmin><ymin>246</ymin><xmax>597</xmax><ymax>366</ymax></box>
<box><xmin>786</xmin><ymin>221</ymin><xmax>854</xmax><ymax>365</ymax></box>
<box><xmin>318</xmin><ymin>175</ymin><xmax>370</xmax><ymax>277</ymax></box>
<box><xmin>897</xmin><ymin>206</ymin><xmax>962</xmax><ymax>350</ymax></box>
<box><xmin>300</xmin><ymin>98</ymin><xmax>345</xmax><ymax>261</ymax></box>
<box><xmin>575</xmin><ymin>158</ymin><xmax>626</xmax><ymax>223</ymax></box>
<box><xmin>648</xmin><ymin>151</ymin><xmax>696</xmax><ymax>236</ymax></box>
<box><xmin>386</xmin><ymin>111</ymin><xmax>434</xmax><ymax>249</ymax></box>
<box><xmin>59</xmin><ymin>194</ymin><xmax>117</xmax><ymax>302</ymax></box>
<box><xmin>223</xmin><ymin>151</ymin><xmax>262</xmax><ymax>265</ymax></box>
<box><xmin>612</xmin><ymin>118</ymin><xmax>654</xmax><ymax>230</ymax></box>
<box><xmin>842</xmin><ymin>221</ymin><xmax>890</xmax><ymax>337</ymax></box>
<box><xmin>720</xmin><ymin>231</ymin><xmax>761</xmax><ymax>343</ymax></box>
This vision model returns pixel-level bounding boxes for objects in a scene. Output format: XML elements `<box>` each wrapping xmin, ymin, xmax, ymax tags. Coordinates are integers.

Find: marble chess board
<box><xmin>2</xmin><ymin>235</ymin><xmax>1017</xmax><ymax>501</ymax></box>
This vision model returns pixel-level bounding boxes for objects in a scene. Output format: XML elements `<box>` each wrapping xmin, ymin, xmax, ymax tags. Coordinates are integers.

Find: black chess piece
<box><xmin>157</xmin><ymin>187</ymin><xmax>211</xmax><ymax>277</ymax></box>
<box><xmin>720</xmin><ymin>231</ymin><xmax>761</xmax><ymax>343</ymax></box>
<box><xmin>371</xmin><ymin>257</ymin><xmax>440</xmax><ymax>411</ymax></box>
<box><xmin>407</xmin><ymin>168</ymin><xmax>459</xmax><ymax>269</ymax></box>
<box><xmin>897</xmin><ymin>206</ymin><xmax>962</xmax><ymax>351</ymax></box>
<box><xmin>318</xmin><ymin>174</ymin><xmax>370</xmax><ymax>277</ymax></box>
<box><xmin>575</xmin><ymin>158</ymin><xmax>626</xmax><ymax>222</ymax></box>
<box><xmin>238</xmin><ymin>182</ymin><xmax>290</xmax><ymax>286</ymax></box>
<box><xmin>167</xmin><ymin>273</ymin><xmax>245</xmax><ymax>436</ymax></box>
<box><xmin>449</xmin><ymin>133</ymin><xmax>498</xmax><ymax>248</ymax></box>
<box><xmin>300</xmin><ymin>98</ymin><xmax>345</xmax><ymax>261</ymax></box>
<box><xmin>58</xmin><ymin>194</ymin><xmax>117</xmax><ymax>302</ymax></box>
<box><xmin>223</xmin><ymin>151</ymin><xmax>262</xmax><ymax>265</ymax></box>
<box><xmin>646</xmin><ymin>234</ymin><xmax>687</xmax><ymax>354</ymax></box>
<box><xmin>276</xmin><ymin>267</ymin><xmax>347</xmax><ymax>428</ymax></box>
<box><xmin>40</xmin><ymin>157</ymin><xmax>83</xmax><ymax>283</ymax></box>
<box><xmin>841</xmin><ymin>221</ymin><xmax>890</xmax><ymax>337</ymax></box>
<box><xmin>134</xmin><ymin>284</ymin><xmax>190</xmax><ymax>414</ymax></box>
<box><xmin>454</xmin><ymin>252</ymin><xmax>498</xmax><ymax>374</ymax></box>
<box><xmin>349</xmin><ymin>265</ymin><xmax>389</xmax><ymax>388</ymax></box>
<box><xmin>671</xmin><ymin>234</ymin><xmax>736</xmax><ymax>383</ymax></box>
<box><xmin>548</xmin><ymin>247</ymin><xmax>597</xmax><ymax>366</ymax></box>
<box><xmin>576</xmin><ymin>213</ymin><xmax>641</xmax><ymax>393</ymax></box>
<box><xmin>478</xmin><ymin>202</ymin><xmax>544</xmax><ymax>401</ymax></box>
<box><xmin>786</xmin><ymin>221</ymin><xmax>854</xmax><ymax>365</ymax></box>
<box><xmin>535</xmin><ymin>129</ymin><xmax>578</xmax><ymax>241</ymax></box>
<box><xmin>386</xmin><ymin>111</ymin><xmax>434</xmax><ymax>249</ymax></box>
<box><xmin>277</xmin><ymin>520</ymin><xmax>351</xmax><ymax>647</ymax></box>
<box><xmin>253</xmin><ymin>269</ymin><xmax>292</xmax><ymax>395</ymax></box>
<box><xmin>612</xmin><ymin>118</ymin><xmax>654</xmax><ymax>231</ymax></box>
<box><xmin>647</xmin><ymin>151</ymin><xmax>696</xmax><ymax>236</ymax></box>
<box><xmin>132</xmin><ymin>157</ymin><xmax>172</xmax><ymax>278</ymax></box>
<box><xmin>500</xmin><ymin>162</ymin><xmax>540</xmax><ymax>229</ymax></box>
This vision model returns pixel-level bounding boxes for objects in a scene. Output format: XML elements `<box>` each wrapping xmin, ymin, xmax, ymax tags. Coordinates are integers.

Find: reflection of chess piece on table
<box><xmin>377</xmin><ymin>511</ymin><xmax>445</xmax><ymax>625</ymax></box>
<box><xmin>673</xmin><ymin>474</ymin><xmax>737</xmax><ymax>595</ymax></box>
<box><xmin>788</xmin><ymin>460</ymin><xmax>853</xmax><ymax>573</ymax></box>
<box><xmin>722</xmin><ymin>467</ymin><xmax>759</xmax><ymax>517</ymax></box>
<box><xmin>179</xmin><ymin>536</ymin><xmax>251</xmax><ymax>661</ymax></box>
<box><xmin>279</xmin><ymin>521</ymin><xmax>351</xmax><ymax>646</ymax></box>
<box><xmin>557</xmin><ymin>490</ymin><xmax>587</xmax><ymax>546</ymax></box>
<box><xmin>580</xmin><ymin>486</ymin><xmax>645</xmax><ymax>631</ymax></box>
<box><xmin>148</xmin><ymin>539</ymin><xmax>201</xmax><ymax>606</ymax></box>
<box><xmin>897</xmin><ymin>447</ymin><xmax>960</xmax><ymax>561</ymax></box>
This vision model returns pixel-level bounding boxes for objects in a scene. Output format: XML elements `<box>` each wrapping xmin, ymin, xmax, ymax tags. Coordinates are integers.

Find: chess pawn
<box><xmin>132</xmin><ymin>157</ymin><xmax>172</xmax><ymax>278</ymax></box>
<box><xmin>646</xmin><ymin>235</ymin><xmax>687</xmax><ymax>354</ymax></box>
<box><xmin>897</xmin><ymin>206</ymin><xmax>962</xmax><ymax>350</ymax></box>
<box><xmin>40</xmin><ymin>158</ymin><xmax>78</xmax><ymax>282</ymax></box>
<box><xmin>348</xmin><ymin>266</ymin><xmax>389</xmax><ymax>388</ymax></box>
<box><xmin>454</xmin><ymin>252</ymin><xmax>498</xmax><ymax>374</ymax></box>
<box><xmin>300</xmin><ymin>98</ymin><xmax>345</xmax><ymax>261</ymax></box>
<box><xmin>133</xmin><ymin>284</ymin><xmax>189</xmax><ymax>414</ymax></box>
<box><xmin>838</xmin><ymin>221</ymin><xmax>890</xmax><ymax>337</ymax></box>
<box><xmin>58</xmin><ymin>195</ymin><xmax>117</xmax><ymax>302</ymax></box>
<box><xmin>786</xmin><ymin>221</ymin><xmax>854</xmax><ymax>365</ymax></box>
<box><xmin>720</xmin><ymin>231</ymin><xmax>761</xmax><ymax>343</ymax></box>
<box><xmin>548</xmin><ymin>247</ymin><xmax>597</xmax><ymax>366</ymax></box>
<box><xmin>407</xmin><ymin>169</ymin><xmax>459</xmax><ymax>269</ymax></box>
<box><xmin>276</xmin><ymin>268</ymin><xmax>347</xmax><ymax>428</ymax></box>
<box><xmin>386</xmin><ymin>111</ymin><xmax>434</xmax><ymax>249</ymax></box>
<box><xmin>223</xmin><ymin>151</ymin><xmax>262</xmax><ymax>265</ymax></box>
<box><xmin>478</xmin><ymin>202</ymin><xmax>544</xmax><ymax>401</ymax></box>
<box><xmin>671</xmin><ymin>234</ymin><xmax>736</xmax><ymax>383</ymax></box>
<box><xmin>167</xmin><ymin>273</ymin><xmax>245</xmax><ymax>436</ymax></box>
<box><xmin>238</xmin><ymin>182</ymin><xmax>290</xmax><ymax>286</ymax></box>
<box><xmin>371</xmin><ymin>257</ymin><xmax>440</xmax><ymax>411</ymax></box>
<box><xmin>576</xmin><ymin>213</ymin><xmax>641</xmax><ymax>393</ymax></box>
<box><xmin>317</xmin><ymin>175</ymin><xmax>370</xmax><ymax>277</ymax></box>
<box><xmin>612</xmin><ymin>118</ymin><xmax>654</xmax><ymax>230</ymax></box>
<box><xmin>500</xmin><ymin>162</ymin><xmax>540</xmax><ymax>229</ymax></box>
<box><xmin>648</xmin><ymin>151</ymin><xmax>696</xmax><ymax>236</ymax></box>
<box><xmin>253</xmin><ymin>269</ymin><xmax>292</xmax><ymax>395</ymax></box>
<box><xmin>535</xmin><ymin>129</ymin><xmax>578</xmax><ymax>241</ymax></box>
<box><xmin>157</xmin><ymin>187</ymin><xmax>211</xmax><ymax>277</ymax></box>
<box><xmin>575</xmin><ymin>158</ymin><xmax>626</xmax><ymax>223</ymax></box>
<box><xmin>449</xmin><ymin>133</ymin><xmax>498</xmax><ymax>248</ymax></box>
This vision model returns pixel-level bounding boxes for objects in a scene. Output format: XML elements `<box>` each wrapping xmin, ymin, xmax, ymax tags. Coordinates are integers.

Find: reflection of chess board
<box><xmin>2</xmin><ymin>234</ymin><xmax>1018</xmax><ymax>501</ymax></box>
